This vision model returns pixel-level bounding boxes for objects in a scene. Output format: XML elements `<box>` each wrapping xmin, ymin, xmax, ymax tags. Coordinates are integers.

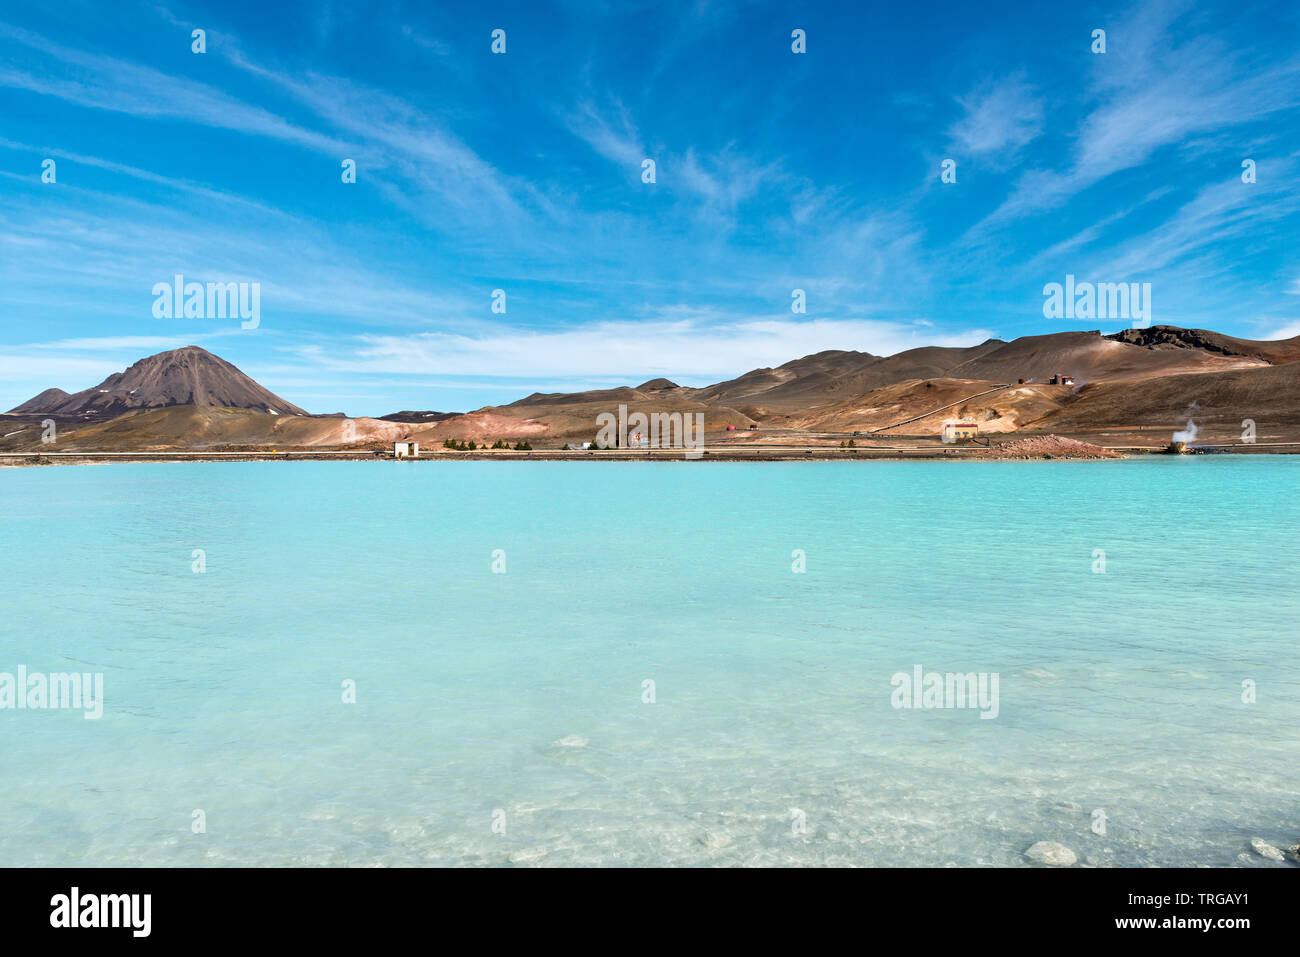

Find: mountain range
<box><xmin>5</xmin><ymin>326</ymin><xmax>1300</xmax><ymax>452</ymax></box>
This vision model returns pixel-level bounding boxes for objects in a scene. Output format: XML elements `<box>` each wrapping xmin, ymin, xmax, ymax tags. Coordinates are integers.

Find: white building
<box><xmin>393</xmin><ymin>441</ymin><xmax>419</xmax><ymax>458</ymax></box>
<box><xmin>941</xmin><ymin>423</ymin><xmax>979</xmax><ymax>444</ymax></box>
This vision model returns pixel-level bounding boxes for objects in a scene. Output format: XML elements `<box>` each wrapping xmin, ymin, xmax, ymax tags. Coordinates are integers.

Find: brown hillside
<box><xmin>1036</xmin><ymin>362</ymin><xmax>1300</xmax><ymax>432</ymax></box>
<box><xmin>1106</xmin><ymin>326</ymin><xmax>1300</xmax><ymax>366</ymax></box>
<box><xmin>8</xmin><ymin>346</ymin><xmax>307</xmax><ymax>417</ymax></box>
<box><xmin>950</xmin><ymin>331</ymin><xmax>1265</xmax><ymax>383</ymax></box>
<box><xmin>0</xmin><ymin>406</ymin><xmax>404</xmax><ymax>452</ymax></box>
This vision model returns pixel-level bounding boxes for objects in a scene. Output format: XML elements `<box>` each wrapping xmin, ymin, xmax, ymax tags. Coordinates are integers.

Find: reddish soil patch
<box><xmin>984</xmin><ymin>434</ymin><xmax>1123</xmax><ymax>460</ymax></box>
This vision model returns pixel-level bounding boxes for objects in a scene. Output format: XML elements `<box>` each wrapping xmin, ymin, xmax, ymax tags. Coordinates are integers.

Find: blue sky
<box><xmin>1</xmin><ymin>0</ymin><xmax>1298</xmax><ymax>416</ymax></box>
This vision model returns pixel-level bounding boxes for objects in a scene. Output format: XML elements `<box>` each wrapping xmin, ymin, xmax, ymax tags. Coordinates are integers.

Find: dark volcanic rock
<box><xmin>12</xmin><ymin>387</ymin><xmax>71</xmax><ymax>411</ymax></box>
<box><xmin>378</xmin><ymin>410</ymin><xmax>460</xmax><ymax>423</ymax></box>
<box><xmin>8</xmin><ymin>346</ymin><xmax>308</xmax><ymax>417</ymax></box>
<box><xmin>1106</xmin><ymin>325</ymin><xmax>1300</xmax><ymax>364</ymax></box>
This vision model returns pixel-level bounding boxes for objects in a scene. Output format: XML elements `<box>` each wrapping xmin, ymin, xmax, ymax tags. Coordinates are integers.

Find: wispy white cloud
<box><xmin>0</xmin><ymin>352</ymin><xmax>132</xmax><ymax>392</ymax></box>
<box><xmin>971</xmin><ymin>0</ymin><xmax>1300</xmax><ymax>230</ymax></box>
<box><xmin>0</xmin><ymin>138</ymin><xmax>285</xmax><ymax>215</ymax></box>
<box><xmin>300</xmin><ymin>316</ymin><xmax>996</xmax><ymax>382</ymax></box>
<box><xmin>0</xmin><ymin>22</ymin><xmax>343</xmax><ymax>154</ymax></box>
<box><xmin>1098</xmin><ymin>163</ymin><xmax>1299</xmax><ymax>278</ymax></box>
<box><xmin>0</xmin><ymin>178</ymin><xmax>478</xmax><ymax>330</ymax></box>
<box><xmin>947</xmin><ymin>73</ymin><xmax>1044</xmax><ymax>162</ymax></box>
<box><xmin>1263</xmin><ymin>319</ymin><xmax>1300</xmax><ymax>339</ymax></box>
<box><xmin>679</xmin><ymin>149</ymin><xmax>779</xmax><ymax>214</ymax></box>
<box><xmin>566</xmin><ymin>99</ymin><xmax>647</xmax><ymax>170</ymax></box>
<box><xmin>24</xmin><ymin>334</ymin><xmax>234</xmax><ymax>351</ymax></box>
<box><xmin>401</xmin><ymin>24</ymin><xmax>453</xmax><ymax>57</ymax></box>
<box><xmin>223</xmin><ymin>48</ymin><xmax>530</xmax><ymax>226</ymax></box>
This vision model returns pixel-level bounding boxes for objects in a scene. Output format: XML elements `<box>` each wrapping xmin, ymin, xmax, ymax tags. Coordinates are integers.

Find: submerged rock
<box><xmin>508</xmin><ymin>847</ymin><xmax>548</xmax><ymax>865</ymax></box>
<box><xmin>698</xmin><ymin>832</ymin><xmax>732</xmax><ymax>852</ymax></box>
<box><xmin>552</xmin><ymin>734</ymin><xmax>589</xmax><ymax>749</ymax></box>
<box><xmin>1249</xmin><ymin>838</ymin><xmax>1285</xmax><ymax>861</ymax></box>
<box><xmin>1026</xmin><ymin>841</ymin><xmax>1077</xmax><ymax>866</ymax></box>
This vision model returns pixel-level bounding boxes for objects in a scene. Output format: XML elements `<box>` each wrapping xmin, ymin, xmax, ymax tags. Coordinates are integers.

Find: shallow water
<box><xmin>1</xmin><ymin>458</ymin><xmax>1296</xmax><ymax>866</ymax></box>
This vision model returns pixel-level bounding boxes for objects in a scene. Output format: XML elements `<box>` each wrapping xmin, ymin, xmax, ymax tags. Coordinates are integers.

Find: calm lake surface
<box><xmin>1</xmin><ymin>458</ymin><xmax>1296</xmax><ymax>866</ymax></box>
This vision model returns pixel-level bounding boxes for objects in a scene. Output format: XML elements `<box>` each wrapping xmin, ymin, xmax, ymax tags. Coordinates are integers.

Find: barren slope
<box><xmin>8</xmin><ymin>346</ymin><xmax>308</xmax><ymax>417</ymax></box>
<box><xmin>1106</xmin><ymin>326</ymin><xmax>1300</xmax><ymax>366</ymax></box>
<box><xmin>0</xmin><ymin>406</ymin><xmax>403</xmax><ymax>452</ymax></box>
<box><xmin>950</xmin><ymin>331</ymin><xmax>1266</xmax><ymax>383</ymax></box>
<box><xmin>1034</xmin><ymin>362</ymin><xmax>1300</xmax><ymax>432</ymax></box>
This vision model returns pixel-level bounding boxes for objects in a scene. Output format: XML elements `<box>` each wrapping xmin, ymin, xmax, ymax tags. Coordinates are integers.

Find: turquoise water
<box><xmin>0</xmin><ymin>458</ymin><xmax>1296</xmax><ymax>867</ymax></box>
